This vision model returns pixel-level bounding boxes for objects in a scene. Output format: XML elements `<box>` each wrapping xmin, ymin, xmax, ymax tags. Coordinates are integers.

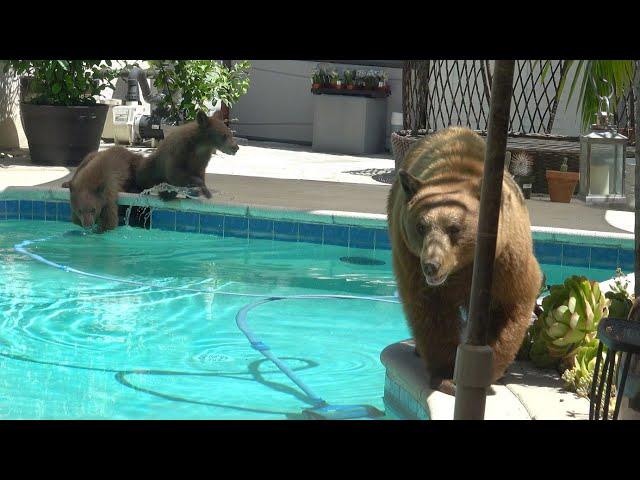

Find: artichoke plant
<box><xmin>530</xmin><ymin>276</ymin><xmax>610</xmax><ymax>368</ymax></box>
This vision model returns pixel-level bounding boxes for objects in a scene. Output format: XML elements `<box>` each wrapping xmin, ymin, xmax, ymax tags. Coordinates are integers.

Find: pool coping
<box><xmin>0</xmin><ymin>185</ymin><xmax>635</xmax><ymax>248</ymax></box>
<box><xmin>380</xmin><ymin>339</ymin><xmax>591</xmax><ymax>420</ymax></box>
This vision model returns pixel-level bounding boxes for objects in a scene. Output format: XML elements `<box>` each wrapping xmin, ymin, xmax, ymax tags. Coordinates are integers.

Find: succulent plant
<box><xmin>530</xmin><ymin>275</ymin><xmax>610</xmax><ymax>368</ymax></box>
<box><xmin>509</xmin><ymin>151</ymin><xmax>534</xmax><ymax>177</ymax></box>
<box><xmin>561</xmin><ymin>336</ymin><xmax>616</xmax><ymax>402</ymax></box>
<box><xmin>560</xmin><ymin>157</ymin><xmax>569</xmax><ymax>172</ymax></box>
<box><xmin>605</xmin><ymin>268</ymin><xmax>635</xmax><ymax>319</ymax></box>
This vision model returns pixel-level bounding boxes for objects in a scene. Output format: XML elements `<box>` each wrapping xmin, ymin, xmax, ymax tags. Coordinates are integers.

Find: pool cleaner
<box><xmin>236</xmin><ymin>297</ymin><xmax>387</xmax><ymax>420</ymax></box>
<box><xmin>15</xmin><ymin>234</ymin><xmax>399</xmax><ymax>420</ymax></box>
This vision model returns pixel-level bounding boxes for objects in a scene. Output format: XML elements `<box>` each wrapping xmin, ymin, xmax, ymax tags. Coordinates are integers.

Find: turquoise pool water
<box><xmin>0</xmin><ymin>220</ymin><xmax>621</xmax><ymax>419</ymax></box>
<box><xmin>0</xmin><ymin>221</ymin><xmax>404</xmax><ymax>419</ymax></box>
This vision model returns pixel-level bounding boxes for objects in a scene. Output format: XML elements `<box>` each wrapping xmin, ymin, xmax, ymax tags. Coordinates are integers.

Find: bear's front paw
<box><xmin>201</xmin><ymin>186</ymin><xmax>212</xmax><ymax>199</ymax></box>
<box><xmin>430</xmin><ymin>378</ymin><xmax>456</xmax><ymax>396</ymax></box>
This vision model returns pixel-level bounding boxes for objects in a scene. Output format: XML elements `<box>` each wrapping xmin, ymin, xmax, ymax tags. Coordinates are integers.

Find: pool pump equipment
<box><xmin>108</xmin><ymin>67</ymin><xmax>179</xmax><ymax>147</ymax></box>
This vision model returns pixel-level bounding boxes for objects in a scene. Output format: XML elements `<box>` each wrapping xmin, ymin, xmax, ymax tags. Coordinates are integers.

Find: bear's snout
<box><xmin>222</xmin><ymin>142</ymin><xmax>239</xmax><ymax>155</ymax></box>
<box><xmin>81</xmin><ymin>213</ymin><xmax>95</xmax><ymax>229</ymax></box>
<box><xmin>422</xmin><ymin>261</ymin><xmax>441</xmax><ymax>277</ymax></box>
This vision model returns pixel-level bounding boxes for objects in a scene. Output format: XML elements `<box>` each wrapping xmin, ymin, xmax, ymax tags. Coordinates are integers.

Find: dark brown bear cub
<box><xmin>136</xmin><ymin>110</ymin><xmax>239</xmax><ymax>200</ymax></box>
<box><xmin>62</xmin><ymin>146</ymin><xmax>143</xmax><ymax>232</ymax></box>
<box><xmin>387</xmin><ymin>127</ymin><xmax>542</xmax><ymax>396</ymax></box>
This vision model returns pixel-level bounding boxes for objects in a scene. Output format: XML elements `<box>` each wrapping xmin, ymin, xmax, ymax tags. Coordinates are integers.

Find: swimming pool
<box><xmin>1</xmin><ymin>220</ymin><xmax>407</xmax><ymax>419</ymax></box>
<box><xmin>0</xmin><ymin>194</ymin><xmax>634</xmax><ymax>419</ymax></box>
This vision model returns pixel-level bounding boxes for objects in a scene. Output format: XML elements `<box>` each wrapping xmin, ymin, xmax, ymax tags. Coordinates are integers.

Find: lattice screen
<box><xmin>402</xmin><ymin>60</ymin><xmax>636</xmax><ymax>136</ymax></box>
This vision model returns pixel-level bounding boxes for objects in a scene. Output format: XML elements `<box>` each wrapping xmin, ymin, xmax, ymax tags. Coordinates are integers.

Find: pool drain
<box><xmin>339</xmin><ymin>256</ymin><xmax>385</xmax><ymax>266</ymax></box>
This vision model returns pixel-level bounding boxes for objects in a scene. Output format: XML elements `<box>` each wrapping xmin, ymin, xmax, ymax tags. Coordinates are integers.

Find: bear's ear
<box><xmin>398</xmin><ymin>170</ymin><xmax>425</xmax><ymax>200</ymax></box>
<box><xmin>196</xmin><ymin>110</ymin><xmax>209</xmax><ymax>128</ymax></box>
<box><xmin>212</xmin><ymin>109</ymin><xmax>224</xmax><ymax>122</ymax></box>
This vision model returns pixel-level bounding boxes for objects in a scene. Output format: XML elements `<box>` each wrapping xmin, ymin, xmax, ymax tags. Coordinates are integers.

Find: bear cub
<box><xmin>62</xmin><ymin>146</ymin><xmax>144</xmax><ymax>233</ymax></box>
<box><xmin>136</xmin><ymin>110</ymin><xmax>239</xmax><ymax>201</ymax></box>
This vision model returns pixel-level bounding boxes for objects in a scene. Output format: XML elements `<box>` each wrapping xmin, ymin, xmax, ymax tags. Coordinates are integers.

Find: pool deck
<box><xmin>0</xmin><ymin>139</ymin><xmax>630</xmax><ymax>421</ymax></box>
<box><xmin>0</xmin><ymin>139</ymin><xmax>634</xmax><ymax>234</ymax></box>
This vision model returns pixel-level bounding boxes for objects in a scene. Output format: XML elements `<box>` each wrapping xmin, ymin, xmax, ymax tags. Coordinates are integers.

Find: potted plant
<box><xmin>149</xmin><ymin>60</ymin><xmax>251</xmax><ymax>126</ymax></box>
<box><xmin>509</xmin><ymin>151</ymin><xmax>535</xmax><ymax>199</ymax></box>
<box><xmin>2</xmin><ymin>60</ymin><xmax>118</xmax><ymax>166</ymax></box>
<box><xmin>329</xmin><ymin>69</ymin><xmax>340</xmax><ymax>89</ymax></box>
<box><xmin>546</xmin><ymin>157</ymin><xmax>579</xmax><ymax>203</ymax></box>
<box><xmin>343</xmin><ymin>70</ymin><xmax>356</xmax><ymax>90</ymax></box>
<box><xmin>311</xmin><ymin>67</ymin><xmax>324</xmax><ymax>90</ymax></box>
<box><xmin>356</xmin><ymin>70</ymin><xmax>368</xmax><ymax>90</ymax></box>
<box><xmin>377</xmin><ymin>71</ymin><xmax>389</xmax><ymax>93</ymax></box>
<box><xmin>363</xmin><ymin>70</ymin><xmax>378</xmax><ymax>91</ymax></box>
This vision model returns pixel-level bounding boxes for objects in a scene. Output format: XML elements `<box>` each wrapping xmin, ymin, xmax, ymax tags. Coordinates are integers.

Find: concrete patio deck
<box><xmin>0</xmin><ymin>139</ymin><xmax>634</xmax><ymax>234</ymax></box>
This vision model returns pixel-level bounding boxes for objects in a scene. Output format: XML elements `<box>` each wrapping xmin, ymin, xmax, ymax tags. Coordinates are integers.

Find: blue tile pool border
<box><xmin>0</xmin><ymin>189</ymin><xmax>636</xmax><ymax>269</ymax></box>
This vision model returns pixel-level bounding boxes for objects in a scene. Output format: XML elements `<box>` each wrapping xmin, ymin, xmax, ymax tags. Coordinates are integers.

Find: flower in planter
<box><xmin>329</xmin><ymin>69</ymin><xmax>340</xmax><ymax>88</ymax></box>
<box><xmin>311</xmin><ymin>67</ymin><xmax>325</xmax><ymax>88</ymax></box>
<box><xmin>343</xmin><ymin>69</ymin><xmax>356</xmax><ymax>89</ymax></box>
<box><xmin>377</xmin><ymin>70</ymin><xmax>388</xmax><ymax>89</ymax></box>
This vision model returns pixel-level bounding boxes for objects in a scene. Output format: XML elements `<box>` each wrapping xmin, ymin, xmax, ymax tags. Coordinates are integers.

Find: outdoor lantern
<box><xmin>579</xmin><ymin>87</ymin><xmax>628</xmax><ymax>206</ymax></box>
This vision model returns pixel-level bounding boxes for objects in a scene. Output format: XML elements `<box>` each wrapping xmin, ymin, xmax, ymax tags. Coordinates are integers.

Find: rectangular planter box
<box><xmin>312</xmin><ymin>94</ymin><xmax>387</xmax><ymax>155</ymax></box>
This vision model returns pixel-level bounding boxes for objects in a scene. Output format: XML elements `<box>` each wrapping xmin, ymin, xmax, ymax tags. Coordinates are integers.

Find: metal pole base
<box><xmin>453</xmin><ymin>344</ymin><xmax>494</xmax><ymax>420</ymax></box>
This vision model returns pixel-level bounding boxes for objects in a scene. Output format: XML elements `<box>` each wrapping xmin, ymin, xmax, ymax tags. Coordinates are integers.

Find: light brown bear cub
<box><xmin>136</xmin><ymin>110</ymin><xmax>239</xmax><ymax>201</ymax></box>
<box><xmin>62</xmin><ymin>146</ymin><xmax>143</xmax><ymax>232</ymax></box>
<box><xmin>387</xmin><ymin>126</ymin><xmax>542</xmax><ymax>395</ymax></box>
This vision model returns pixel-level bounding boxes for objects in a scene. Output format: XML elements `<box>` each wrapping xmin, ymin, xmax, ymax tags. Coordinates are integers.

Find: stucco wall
<box><xmin>229</xmin><ymin>60</ymin><xmax>403</xmax><ymax>147</ymax></box>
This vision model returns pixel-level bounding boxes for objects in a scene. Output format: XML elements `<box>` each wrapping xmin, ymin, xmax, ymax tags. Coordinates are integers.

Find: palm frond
<box><xmin>554</xmin><ymin>60</ymin><xmax>634</xmax><ymax>131</ymax></box>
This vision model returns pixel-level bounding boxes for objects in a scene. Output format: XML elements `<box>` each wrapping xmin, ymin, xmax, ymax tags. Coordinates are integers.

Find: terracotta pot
<box><xmin>312</xmin><ymin>83</ymin><xmax>321</xmax><ymax>90</ymax></box>
<box><xmin>546</xmin><ymin>170</ymin><xmax>579</xmax><ymax>203</ymax></box>
<box><xmin>346</xmin><ymin>85</ymin><xmax>355</xmax><ymax>90</ymax></box>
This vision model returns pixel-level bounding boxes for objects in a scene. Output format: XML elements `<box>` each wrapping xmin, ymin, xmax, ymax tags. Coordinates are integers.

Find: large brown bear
<box><xmin>62</xmin><ymin>146</ymin><xmax>144</xmax><ymax>232</ymax></box>
<box><xmin>387</xmin><ymin>126</ymin><xmax>542</xmax><ymax>395</ymax></box>
<box><xmin>136</xmin><ymin>110</ymin><xmax>239</xmax><ymax>201</ymax></box>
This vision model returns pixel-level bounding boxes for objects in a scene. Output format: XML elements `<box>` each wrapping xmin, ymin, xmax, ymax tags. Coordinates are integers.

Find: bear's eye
<box><xmin>447</xmin><ymin>225</ymin><xmax>461</xmax><ymax>237</ymax></box>
<box><xmin>416</xmin><ymin>223</ymin><xmax>427</xmax><ymax>236</ymax></box>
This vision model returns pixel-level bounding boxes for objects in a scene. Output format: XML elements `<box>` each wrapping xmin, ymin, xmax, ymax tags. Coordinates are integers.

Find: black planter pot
<box><xmin>20</xmin><ymin>103</ymin><xmax>108</xmax><ymax>166</ymax></box>
<box><xmin>514</xmin><ymin>174</ymin><xmax>534</xmax><ymax>199</ymax></box>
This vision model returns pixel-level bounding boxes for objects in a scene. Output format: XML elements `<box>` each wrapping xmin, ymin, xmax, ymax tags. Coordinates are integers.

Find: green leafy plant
<box><xmin>150</xmin><ymin>60</ymin><xmax>251</xmax><ymax>123</ymax></box>
<box><xmin>312</xmin><ymin>67</ymin><xmax>325</xmax><ymax>85</ymax></box>
<box><xmin>541</xmin><ymin>60</ymin><xmax>634</xmax><ymax>131</ymax></box>
<box><xmin>343</xmin><ymin>69</ymin><xmax>356</xmax><ymax>86</ymax></box>
<box><xmin>529</xmin><ymin>275</ymin><xmax>610</xmax><ymax>368</ymax></box>
<box><xmin>2</xmin><ymin>60</ymin><xmax>118</xmax><ymax>106</ymax></box>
